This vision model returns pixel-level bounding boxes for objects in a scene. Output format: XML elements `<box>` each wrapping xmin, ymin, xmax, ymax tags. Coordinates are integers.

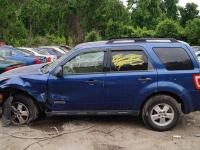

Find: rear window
<box><xmin>153</xmin><ymin>47</ymin><xmax>194</xmax><ymax>70</ymax></box>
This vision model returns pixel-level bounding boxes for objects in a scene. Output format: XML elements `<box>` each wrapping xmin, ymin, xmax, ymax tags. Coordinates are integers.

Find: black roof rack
<box><xmin>106</xmin><ymin>37</ymin><xmax>179</xmax><ymax>44</ymax></box>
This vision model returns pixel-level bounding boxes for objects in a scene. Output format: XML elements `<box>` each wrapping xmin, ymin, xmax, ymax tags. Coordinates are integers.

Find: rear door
<box><xmin>104</xmin><ymin>46</ymin><xmax>157</xmax><ymax>110</ymax></box>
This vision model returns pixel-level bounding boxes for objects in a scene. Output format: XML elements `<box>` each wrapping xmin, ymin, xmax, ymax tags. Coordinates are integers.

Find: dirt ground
<box><xmin>0</xmin><ymin>111</ymin><xmax>200</xmax><ymax>150</ymax></box>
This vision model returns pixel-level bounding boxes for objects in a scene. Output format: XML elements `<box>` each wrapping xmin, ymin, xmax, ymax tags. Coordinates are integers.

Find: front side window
<box><xmin>63</xmin><ymin>51</ymin><xmax>105</xmax><ymax>75</ymax></box>
<box><xmin>153</xmin><ymin>47</ymin><xmax>194</xmax><ymax>70</ymax></box>
<box><xmin>110</xmin><ymin>50</ymin><xmax>150</xmax><ymax>71</ymax></box>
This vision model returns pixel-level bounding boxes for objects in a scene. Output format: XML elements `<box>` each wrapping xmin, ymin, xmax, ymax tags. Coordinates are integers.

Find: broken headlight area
<box><xmin>0</xmin><ymin>93</ymin><xmax>3</xmax><ymax>104</ymax></box>
<box><xmin>0</xmin><ymin>88</ymin><xmax>17</xmax><ymax>126</ymax></box>
<box><xmin>1</xmin><ymin>96</ymin><xmax>13</xmax><ymax>126</ymax></box>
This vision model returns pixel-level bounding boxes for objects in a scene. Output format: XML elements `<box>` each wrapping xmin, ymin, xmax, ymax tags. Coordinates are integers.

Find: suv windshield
<box><xmin>43</xmin><ymin>48</ymin><xmax>74</xmax><ymax>73</ymax></box>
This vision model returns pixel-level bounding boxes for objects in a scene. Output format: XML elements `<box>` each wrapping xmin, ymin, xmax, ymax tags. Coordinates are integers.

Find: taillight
<box><xmin>193</xmin><ymin>74</ymin><xmax>200</xmax><ymax>90</ymax></box>
<box><xmin>5</xmin><ymin>64</ymin><xmax>26</xmax><ymax>71</ymax></box>
<box><xmin>46</xmin><ymin>57</ymin><xmax>51</xmax><ymax>62</ymax></box>
<box><xmin>34</xmin><ymin>58</ymin><xmax>41</xmax><ymax>64</ymax></box>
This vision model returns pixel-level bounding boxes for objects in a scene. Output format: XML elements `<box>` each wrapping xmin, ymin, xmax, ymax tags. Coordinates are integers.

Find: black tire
<box><xmin>142</xmin><ymin>95</ymin><xmax>181</xmax><ymax>131</ymax></box>
<box><xmin>11</xmin><ymin>94</ymin><xmax>39</xmax><ymax>125</ymax></box>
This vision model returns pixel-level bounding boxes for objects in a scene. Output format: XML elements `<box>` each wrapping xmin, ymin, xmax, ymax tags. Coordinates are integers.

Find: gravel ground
<box><xmin>0</xmin><ymin>111</ymin><xmax>200</xmax><ymax>150</ymax></box>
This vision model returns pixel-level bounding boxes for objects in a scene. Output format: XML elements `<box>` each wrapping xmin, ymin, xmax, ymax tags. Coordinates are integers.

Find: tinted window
<box><xmin>153</xmin><ymin>47</ymin><xmax>194</xmax><ymax>70</ymax></box>
<box><xmin>63</xmin><ymin>51</ymin><xmax>105</xmax><ymax>74</ymax></box>
<box><xmin>110</xmin><ymin>50</ymin><xmax>150</xmax><ymax>71</ymax></box>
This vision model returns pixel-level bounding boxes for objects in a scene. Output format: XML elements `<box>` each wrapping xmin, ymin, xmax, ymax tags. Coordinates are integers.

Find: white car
<box><xmin>191</xmin><ymin>46</ymin><xmax>200</xmax><ymax>61</ymax></box>
<box><xmin>39</xmin><ymin>46</ymin><xmax>67</xmax><ymax>54</ymax></box>
<box><xmin>17</xmin><ymin>47</ymin><xmax>57</xmax><ymax>62</ymax></box>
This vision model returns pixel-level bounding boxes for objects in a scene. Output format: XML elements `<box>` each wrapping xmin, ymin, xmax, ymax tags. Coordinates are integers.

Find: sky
<box><xmin>121</xmin><ymin>0</ymin><xmax>200</xmax><ymax>9</ymax></box>
<box><xmin>178</xmin><ymin>0</ymin><xmax>200</xmax><ymax>9</ymax></box>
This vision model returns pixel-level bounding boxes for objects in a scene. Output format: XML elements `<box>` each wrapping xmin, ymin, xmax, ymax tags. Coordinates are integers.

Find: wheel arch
<box><xmin>1</xmin><ymin>87</ymin><xmax>45</xmax><ymax>111</ymax></box>
<box><xmin>140</xmin><ymin>91</ymin><xmax>185</xmax><ymax>114</ymax></box>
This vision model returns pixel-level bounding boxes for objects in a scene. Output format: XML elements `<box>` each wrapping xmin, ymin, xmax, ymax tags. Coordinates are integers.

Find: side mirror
<box><xmin>53</xmin><ymin>66</ymin><xmax>63</xmax><ymax>78</ymax></box>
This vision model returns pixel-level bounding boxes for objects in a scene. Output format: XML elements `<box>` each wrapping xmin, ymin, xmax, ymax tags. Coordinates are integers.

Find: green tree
<box><xmin>179</xmin><ymin>3</ymin><xmax>199</xmax><ymax>27</ymax></box>
<box><xmin>85</xmin><ymin>29</ymin><xmax>102</xmax><ymax>42</ymax></box>
<box><xmin>0</xmin><ymin>0</ymin><xmax>27</xmax><ymax>46</ymax></box>
<box><xmin>185</xmin><ymin>18</ymin><xmax>200</xmax><ymax>45</ymax></box>
<box><xmin>160</xmin><ymin>0</ymin><xmax>179</xmax><ymax>20</ymax></box>
<box><xmin>80</xmin><ymin>0</ymin><xmax>130</xmax><ymax>38</ymax></box>
<box><xmin>155</xmin><ymin>19</ymin><xmax>183</xmax><ymax>39</ymax></box>
<box><xmin>130</xmin><ymin>0</ymin><xmax>162</xmax><ymax>30</ymax></box>
<box><xmin>105</xmin><ymin>19</ymin><xmax>124</xmax><ymax>39</ymax></box>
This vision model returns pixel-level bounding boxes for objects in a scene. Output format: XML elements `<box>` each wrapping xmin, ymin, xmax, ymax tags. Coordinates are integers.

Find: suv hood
<box><xmin>0</xmin><ymin>63</ymin><xmax>47</xmax><ymax>79</ymax></box>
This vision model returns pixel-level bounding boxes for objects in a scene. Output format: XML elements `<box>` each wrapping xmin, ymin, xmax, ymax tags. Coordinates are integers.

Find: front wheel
<box><xmin>142</xmin><ymin>95</ymin><xmax>181</xmax><ymax>131</ymax></box>
<box><xmin>11</xmin><ymin>94</ymin><xmax>39</xmax><ymax>125</ymax></box>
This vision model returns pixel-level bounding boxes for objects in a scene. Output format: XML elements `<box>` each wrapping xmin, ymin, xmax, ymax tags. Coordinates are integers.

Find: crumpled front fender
<box><xmin>0</xmin><ymin>74</ymin><xmax>49</xmax><ymax>103</ymax></box>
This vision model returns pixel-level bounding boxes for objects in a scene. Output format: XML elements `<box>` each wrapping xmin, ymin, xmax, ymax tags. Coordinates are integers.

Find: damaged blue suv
<box><xmin>1</xmin><ymin>38</ymin><xmax>200</xmax><ymax>131</ymax></box>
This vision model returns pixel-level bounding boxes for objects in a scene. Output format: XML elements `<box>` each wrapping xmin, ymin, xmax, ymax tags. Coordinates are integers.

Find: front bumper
<box><xmin>0</xmin><ymin>97</ymin><xmax>2</xmax><ymax>115</ymax></box>
<box><xmin>0</xmin><ymin>103</ymin><xmax>2</xmax><ymax>115</ymax></box>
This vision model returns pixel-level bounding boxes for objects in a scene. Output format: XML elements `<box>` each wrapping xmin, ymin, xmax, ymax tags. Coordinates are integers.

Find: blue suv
<box><xmin>0</xmin><ymin>38</ymin><xmax>200</xmax><ymax>131</ymax></box>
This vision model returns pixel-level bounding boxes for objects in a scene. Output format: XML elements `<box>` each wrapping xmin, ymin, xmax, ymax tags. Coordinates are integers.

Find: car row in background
<box><xmin>191</xmin><ymin>46</ymin><xmax>200</xmax><ymax>62</ymax></box>
<box><xmin>0</xmin><ymin>55</ymin><xmax>26</xmax><ymax>73</ymax></box>
<box><xmin>191</xmin><ymin>46</ymin><xmax>200</xmax><ymax>56</ymax></box>
<box><xmin>38</xmin><ymin>48</ymin><xmax>63</xmax><ymax>59</ymax></box>
<box><xmin>39</xmin><ymin>46</ymin><xmax>71</xmax><ymax>55</ymax></box>
<box><xmin>0</xmin><ymin>47</ymin><xmax>47</xmax><ymax>66</ymax></box>
<box><xmin>17</xmin><ymin>47</ymin><xmax>57</xmax><ymax>62</ymax></box>
<box><xmin>0</xmin><ymin>44</ymin><xmax>72</xmax><ymax>73</ymax></box>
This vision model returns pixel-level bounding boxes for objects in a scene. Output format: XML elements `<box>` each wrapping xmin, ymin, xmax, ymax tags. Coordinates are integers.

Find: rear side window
<box><xmin>110</xmin><ymin>50</ymin><xmax>153</xmax><ymax>71</ymax></box>
<box><xmin>153</xmin><ymin>47</ymin><xmax>194</xmax><ymax>70</ymax></box>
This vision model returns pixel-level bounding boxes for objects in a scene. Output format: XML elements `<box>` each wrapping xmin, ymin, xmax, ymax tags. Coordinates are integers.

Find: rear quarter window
<box><xmin>153</xmin><ymin>47</ymin><xmax>194</xmax><ymax>70</ymax></box>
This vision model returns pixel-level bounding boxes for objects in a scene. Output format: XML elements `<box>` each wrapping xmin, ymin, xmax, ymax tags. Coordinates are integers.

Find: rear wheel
<box><xmin>142</xmin><ymin>95</ymin><xmax>181</xmax><ymax>131</ymax></box>
<box><xmin>11</xmin><ymin>94</ymin><xmax>39</xmax><ymax>125</ymax></box>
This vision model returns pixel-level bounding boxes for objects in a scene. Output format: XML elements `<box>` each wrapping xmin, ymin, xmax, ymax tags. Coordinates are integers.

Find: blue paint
<box><xmin>0</xmin><ymin>47</ymin><xmax>46</xmax><ymax>65</ymax></box>
<box><xmin>0</xmin><ymin>42</ymin><xmax>200</xmax><ymax>115</ymax></box>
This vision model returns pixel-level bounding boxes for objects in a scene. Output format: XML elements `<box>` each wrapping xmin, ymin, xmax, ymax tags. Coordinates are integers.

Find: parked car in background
<box><xmin>36</xmin><ymin>48</ymin><xmax>64</xmax><ymax>59</ymax></box>
<box><xmin>191</xmin><ymin>46</ymin><xmax>200</xmax><ymax>56</ymax></box>
<box><xmin>0</xmin><ymin>42</ymin><xmax>13</xmax><ymax>47</ymax></box>
<box><xmin>191</xmin><ymin>46</ymin><xmax>200</xmax><ymax>61</ymax></box>
<box><xmin>39</xmin><ymin>46</ymin><xmax>68</xmax><ymax>54</ymax></box>
<box><xmin>0</xmin><ymin>47</ymin><xmax>46</xmax><ymax>65</ymax></box>
<box><xmin>60</xmin><ymin>45</ymin><xmax>72</xmax><ymax>51</ymax></box>
<box><xmin>17</xmin><ymin>47</ymin><xmax>57</xmax><ymax>62</ymax></box>
<box><xmin>0</xmin><ymin>55</ymin><xmax>26</xmax><ymax>73</ymax></box>
<box><xmin>0</xmin><ymin>42</ymin><xmax>5</xmax><ymax>47</ymax></box>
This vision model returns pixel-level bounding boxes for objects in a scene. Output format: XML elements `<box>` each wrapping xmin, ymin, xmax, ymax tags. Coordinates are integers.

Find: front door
<box><xmin>48</xmin><ymin>48</ymin><xmax>108</xmax><ymax>111</ymax></box>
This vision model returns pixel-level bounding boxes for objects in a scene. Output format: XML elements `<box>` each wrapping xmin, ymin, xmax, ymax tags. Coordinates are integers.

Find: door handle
<box><xmin>138</xmin><ymin>78</ymin><xmax>152</xmax><ymax>81</ymax></box>
<box><xmin>86</xmin><ymin>80</ymin><xmax>99</xmax><ymax>84</ymax></box>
